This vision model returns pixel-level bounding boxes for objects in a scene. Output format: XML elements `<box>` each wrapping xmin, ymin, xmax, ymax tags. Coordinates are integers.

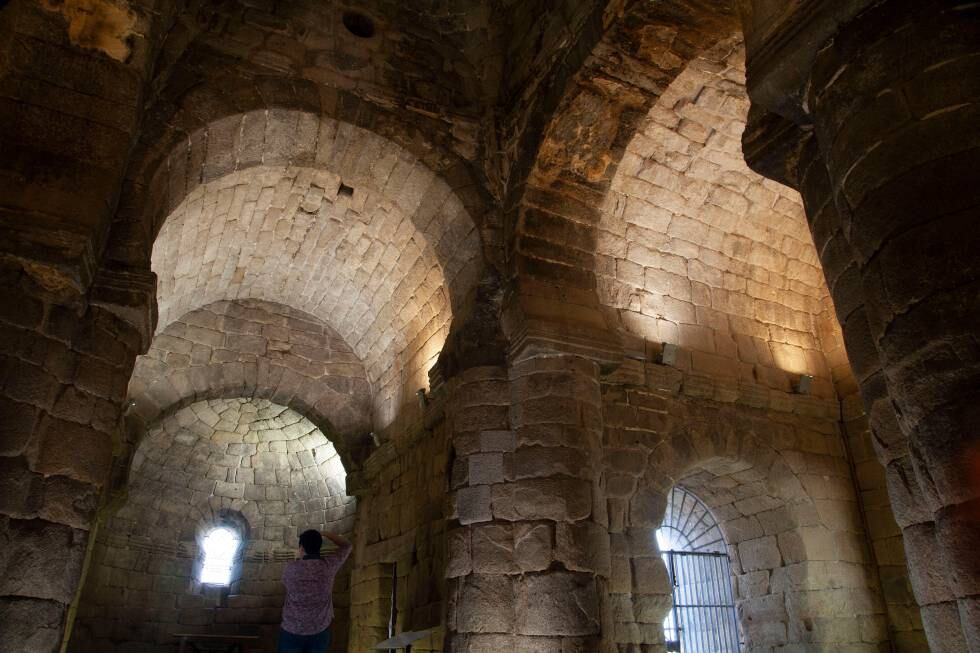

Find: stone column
<box><xmin>0</xmin><ymin>269</ymin><xmax>152</xmax><ymax>652</ymax></box>
<box><xmin>797</xmin><ymin>139</ymin><xmax>930</xmax><ymax>649</ymax></box>
<box><xmin>744</xmin><ymin>1</ymin><xmax>980</xmax><ymax>648</ymax></box>
<box><xmin>446</xmin><ymin>357</ymin><xmax>610</xmax><ymax>651</ymax></box>
<box><xmin>805</xmin><ymin>4</ymin><xmax>980</xmax><ymax>649</ymax></box>
<box><xmin>0</xmin><ymin>2</ymin><xmax>163</xmax><ymax>647</ymax></box>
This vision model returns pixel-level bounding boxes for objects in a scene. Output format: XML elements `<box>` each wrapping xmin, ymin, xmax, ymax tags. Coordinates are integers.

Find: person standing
<box><xmin>279</xmin><ymin>530</ymin><xmax>352</xmax><ymax>653</ymax></box>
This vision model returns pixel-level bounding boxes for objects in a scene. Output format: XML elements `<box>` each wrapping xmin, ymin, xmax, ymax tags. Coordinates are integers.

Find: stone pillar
<box><xmin>0</xmin><ymin>3</ymin><xmax>163</xmax><ymax>646</ymax></box>
<box><xmin>744</xmin><ymin>1</ymin><xmax>980</xmax><ymax>649</ymax></box>
<box><xmin>806</xmin><ymin>4</ymin><xmax>980</xmax><ymax>649</ymax></box>
<box><xmin>797</xmin><ymin>139</ymin><xmax>930</xmax><ymax>649</ymax></box>
<box><xmin>0</xmin><ymin>269</ymin><xmax>152</xmax><ymax>652</ymax></box>
<box><xmin>446</xmin><ymin>358</ymin><xmax>610</xmax><ymax>651</ymax></box>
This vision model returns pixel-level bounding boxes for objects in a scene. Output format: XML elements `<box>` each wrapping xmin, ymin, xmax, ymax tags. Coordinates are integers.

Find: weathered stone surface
<box><xmin>456</xmin><ymin>574</ymin><xmax>515</xmax><ymax>633</ymax></box>
<box><xmin>457</xmin><ymin>485</ymin><xmax>493</xmax><ymax>525</ymax></box>
<box><xmin>0</xmin><ymin>518</ymin><xmax>86</xmax><ymax>604</ymax></box>
<box><xmin>738</xmin><ymin>537</ymin><xmax>782</xmax><ymax>573</ymax></box>
<box><xmin>471</xmin><ymin>523</ymin><xmax>517</xmax><ymax>574</ymax></box>
<box><xmin>514</xmin><ymin>522</ymin><xmax>554</xmax><ymax>573</ymax></box>
<box><xmin>628</xmin><ymin>484</ymin><xmax>668</xmax><ymax>527</ymax></box>
<box><xmin>32</xmin><ymin>418</ymin><xmax>113</xmax><ymax>487</ymax></box>
<box><xmin>491</xmin><ymin>479</ymin><xmax>593</xmax><ymax>522</ymax></box>
<box><xmin>132</xmin><ymin>300</ymin><xmax>372</xmax><ymax>452</ymax></box>
<box><xmin>515</xmin><ymin>572</ymin><xmax>600</xmax><ymax>636</ymax></box>
<box><xmin>0</xmin><ymin>597</ymin><xmax>64</xmax><ymax>653</ymax></box>
<box><xmin>479</xmin><ymin>430</ymin><xmax>517</xmax><ymax>453</ymax></box>
<box><xmin>631</xmin><ymin>557</ymin><xmax>670</xmax><ymax>592</ymax></box>
<box><xmin>469</xmin><ymin>453</ymin><xmax>505</xmax><ymax>486</ymax></box>
<box><xmin>39</xmin><ymin>475</ymin><xmax>100</xmax><ymax>530</ymax></box>
<box><xmin>446</xmin><ymin>528</ymin><xmax>472</xmax><ymax>578</ymax></box>
<box><xmin>504</xmin><ymin>446</ymin><xmax>592</xmax><ymax>481</ymax></box>
<box><xmin>555</xmin><ymin>521</ymin><xmax>611</xmax><ymax>577</ymax></box>
<box><xmin>633</xmin><ymin>594</ymin><xmax>672</xmax><ymax>624</ymax></box>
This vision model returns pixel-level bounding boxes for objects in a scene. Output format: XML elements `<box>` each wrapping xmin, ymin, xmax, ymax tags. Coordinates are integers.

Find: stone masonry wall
<box><xmin>129</xmin><ymin>299</ymin><xmax>372</xmax><ymax>459</ymax></box>
<box><xmin>0</xmin><ymin>276</ymin><xmax>145</xmax><ymax>652</ymax></box>
<box><xmin>840</xmin><ymin>395</ymin><xmax>929</xmax><ymax>649</ymax></box>
<box><xmin>796</xmin><ymin>124</ymin><xmax>930</xmax><ymax>652</ymax></box>
<box><xmin>598</xmin><ymin>41</ymin><xmax>839</xmax><ymax>399</ymax></box>
<box><xmin>347</xmin><ymin>396</ymin><xmax>452</xmax><ymax>652</ymax></box>
<box><xmin>69</xmin><ymin>399</ymin><xmax>355</xmax><ymax>652</ymax></box>
<box><xmin>148</xmin><ymin>111</ymin><xmax>483</xmax><ymax>429</ymax></box>
<box><xmin>817</xmin><ymin>289</ymin><xmax>927</xmax><ymax>650</ymax></box>
<box><xmin>601</xmin><ymin>358</ymin><xmax>890</xmax><ymax>652</ymax></box>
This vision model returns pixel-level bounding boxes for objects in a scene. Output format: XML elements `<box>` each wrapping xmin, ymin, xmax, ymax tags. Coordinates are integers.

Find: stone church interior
<box><xmin>0</xmin><ymin>0</ymin><xmax>977</xmax><ymax>652</ymax></box>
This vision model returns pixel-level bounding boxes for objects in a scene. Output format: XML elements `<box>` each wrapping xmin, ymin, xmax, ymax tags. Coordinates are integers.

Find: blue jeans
<box><xmin>278</xmin><ymin>627</ymin><xmax>332</xmax><ymax>653</ymax></box>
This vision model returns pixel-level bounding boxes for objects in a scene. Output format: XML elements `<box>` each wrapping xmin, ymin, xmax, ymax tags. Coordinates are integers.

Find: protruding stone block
<box><xmin>446</xmin><ymin>528</ymin><xmax>472</xmax><ymax>578</ymax></box>
<box><xmin>456</xmin><ymin>485</ymin><xmax>493</xmax><ymax>525</ymax></box>
<box><xmin>468</xmin><ymin>453</ymin><xmax>505</xmax><ymax>486</ymax></box>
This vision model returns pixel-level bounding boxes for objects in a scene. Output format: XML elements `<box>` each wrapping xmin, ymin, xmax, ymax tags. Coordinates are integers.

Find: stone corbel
<box><xmin>0</xmin><ymin>215</ymin><xmax>99</xmax><ymax>300</ymax></box>
<box><xmin>741</xmin><ymin>0</ymin><xmax>878</xmax><ymax>121</ymax></box>
<box><xmin>430</xmin><ymin>270</ymin><xmax>508</xmax><ymax>389</ymax></box>
<box><xmin>741</xmin><ymin>103</ymin><xmax>813</xmax><ymax>190</ymax></box>
<box><xmin>89</xmin><ymin>264</ymin><xmax>158</xmax><ymax>353</ymax></box>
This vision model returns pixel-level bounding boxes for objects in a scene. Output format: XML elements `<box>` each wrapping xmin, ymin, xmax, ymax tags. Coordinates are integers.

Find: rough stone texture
<box><xmin>0</xmin><ymin>596</ymin><xmax>66</xmax><ymax>653</ymax></box>
<box><xmin>598</xmin><ymin>41</ymin><xmax>839</xmax><ymax>401</ymax></box>
<box><xmin>600</xmin><ymin>360</ymin><xmax>890</xmax><ymax>652</ymax></box>
<box><xmin>445</xmin><ymin>359</ymin><xmax>608</xmax><ymax>649</ymax></box>
<box><xmin>347</xmin><ymin>394</ymin><xmax>451</xmax><ymax>653</ymax></box>
<box><xmin>0</xmin><ymin>0</ymin><xmax>165</xmax><ymax>296</ymax></box>
<box><xmin>505</xmin><ymin>0</ymin><xmax>740</xmax><ymax>361</ymax></box>
<box><xmin>739</xmin><ymin>2</ymin><xmax>980</xmax><ymax>647</ymax></box>
<box><xmin>148</xmin><ymin>113</ymin><xmax>482</xmax><ymax>427</ymax></box>
<box><xmin>804</xmin><ymin>0</ymin><xmax>980</xmax><ymax>546</ymax></box>
<box><xmin>0</xmin><ymin>274</ymin><xmax>144</xmax><ymax>651</ymax></box>
<box><xmin>2</xmin><ymin>0</ymin><xmax>968</xmax><ymax>649</ymax></box>
<box><xmin>766</xmin><ymin>129</ymin><xmax>932</xmax><ymax>651</ymax></box>
<box><xmin>129</xmin><ymin>299</ymin><xmax>372</xmax><ymax>463</ymax></box>
<box><xmin>840</xmin><ymin>396</ymin><xmax>927</xmax><ymax>649</ymax></box>
<box><xmin>69</xmin><ymin>398</ymin><xmax>355</xmax><ymax>652</ymax></box>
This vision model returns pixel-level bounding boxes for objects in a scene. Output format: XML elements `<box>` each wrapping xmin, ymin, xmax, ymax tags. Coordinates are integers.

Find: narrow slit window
<box><xmin>199</xmin><ymin>527</ymin><xmax>241</xmax><ymax>586</ymax></box>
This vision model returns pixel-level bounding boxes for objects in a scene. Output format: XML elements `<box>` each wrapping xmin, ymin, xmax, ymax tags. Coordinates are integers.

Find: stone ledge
<box><xmin>601</xmin><ymin>358</ymin><xmax>840</xmax><ymax>421</ymax></box>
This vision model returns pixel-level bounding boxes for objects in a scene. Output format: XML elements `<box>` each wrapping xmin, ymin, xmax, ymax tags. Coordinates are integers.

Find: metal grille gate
<box><xmin>663</xmin><ymin>550</ymin><xmax>741</xmax><ymax>652</ymax></box>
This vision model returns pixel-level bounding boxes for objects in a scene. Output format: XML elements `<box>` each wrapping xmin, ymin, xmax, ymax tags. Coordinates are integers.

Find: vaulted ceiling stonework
<box><xmin>1</xmin><ymin>1</ymin><xmax>976</xmax><ymax>652</ymax></box>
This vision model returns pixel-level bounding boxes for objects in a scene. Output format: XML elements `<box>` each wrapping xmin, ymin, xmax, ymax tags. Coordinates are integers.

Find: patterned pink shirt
<box><xmin>281</xmin><ymin>543</ymin><xmax>352</xmax><ymax>636</ymax></box>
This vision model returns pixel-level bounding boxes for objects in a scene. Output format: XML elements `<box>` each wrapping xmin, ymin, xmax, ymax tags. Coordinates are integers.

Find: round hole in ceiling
<box><xmin>342</xmin><ymin>11</ymin><xmax>375</xmax><ymax>38</ymax></box>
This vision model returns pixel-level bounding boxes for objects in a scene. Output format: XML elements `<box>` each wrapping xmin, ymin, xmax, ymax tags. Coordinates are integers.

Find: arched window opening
<box><xmin>658</xmin><ymin>487</ymin><xmax>741</xmax><ymax>652</ymax></box>
<box><xmin>199</xmin><ymin>527</ymin><xmax>241</xmax><ymax>586</ymax></box>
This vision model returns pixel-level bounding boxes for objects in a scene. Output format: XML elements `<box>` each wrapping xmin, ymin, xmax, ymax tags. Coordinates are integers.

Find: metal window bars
<box><xmin>662</xmin><ymin>549</ymin><xmax>741</xmax><ymax>653</ymax></box>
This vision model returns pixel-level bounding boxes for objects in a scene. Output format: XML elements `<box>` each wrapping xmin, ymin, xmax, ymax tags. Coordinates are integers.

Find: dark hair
<box><xmin>299</xmin><ymin>529</ymin><xmax>322</xmax><ymax>556</ymax></box>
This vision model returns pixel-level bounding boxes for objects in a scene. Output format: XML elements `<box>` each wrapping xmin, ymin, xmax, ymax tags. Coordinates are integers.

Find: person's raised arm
<box><xmin>321</xmin><ymin>531</ymin><xmax>350</xmax><ymax>548</ymax></box>
<box><xmin>321</xmin><ymin>531</ymin><xmax>352</xmax><ymax>564</ymax></box>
